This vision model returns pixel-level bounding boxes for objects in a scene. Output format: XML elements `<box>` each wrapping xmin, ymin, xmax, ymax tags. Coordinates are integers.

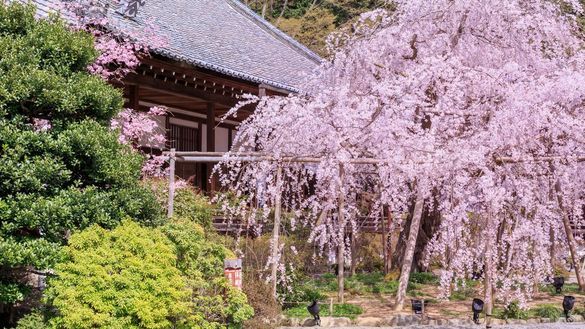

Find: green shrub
<box><xmin>409</xmin><ymin>272</ymin><xmax>439</xmax><ymax>285</ymax></box>
<box><xmin>145</xmin><ymin>178</ymin><xmax>214</xmax><ymax>228</ymax></box>
<box><xmin>284</xmin><ymin>303</ymin><xmax>363</xmax><ymax>319</ymax></box>
<box><xmin>15</xmin><ymin>311</ymin><xmax>48</xmax><ymax>329</ymax></box>
<box><xmin>500</xmin><ymin>301</ymin><xmax>529</xmax><ymax>320</ymax></box>
<box><xmin>531</xmin><ymin>304</ymin><xmax>562</xmax><ymax>321</ymax></box>
<box><xmin>162</xmin><ymin>217</ymin><xmax>254</xmax><ymax>328</ymax></box>
<box><xmin>45</xmin><ymin>220</ymin><xmax>191</xmax><ymax>329</ymax></box>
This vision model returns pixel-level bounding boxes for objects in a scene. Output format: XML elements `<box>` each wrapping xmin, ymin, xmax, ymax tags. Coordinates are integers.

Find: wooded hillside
<box><xmin>244</xmin><ymin>0</ymin><xmax>393</xmax><ymax>56</ymax></box>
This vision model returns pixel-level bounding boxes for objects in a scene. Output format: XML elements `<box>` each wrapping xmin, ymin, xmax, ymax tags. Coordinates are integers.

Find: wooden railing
<box><xmin>211</xmin><ymin>214</ymin><xmax>386</xmax><ymax>236</ymax></box>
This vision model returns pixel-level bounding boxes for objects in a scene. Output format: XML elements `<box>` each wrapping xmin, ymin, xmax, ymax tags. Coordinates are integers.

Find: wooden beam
<box><xmin>126</xmin><ymin>73</ymin><xmax>238</xmax><ymax>107</ymax></box>
<box><xmin>141</xmin><ymin>57</ymin><xmax>260</xmax><ymax>94</ymax></box>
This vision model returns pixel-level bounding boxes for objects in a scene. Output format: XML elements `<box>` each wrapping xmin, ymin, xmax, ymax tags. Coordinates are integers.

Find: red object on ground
<box><xmin>224</xmin><ymin>259</ymin><xmax>242</xmax><ymax>289</ymax></box>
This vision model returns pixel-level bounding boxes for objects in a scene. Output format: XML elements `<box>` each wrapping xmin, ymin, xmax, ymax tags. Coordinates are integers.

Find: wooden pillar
<box><xmin>206</xmin><ymin>103</ymin><xmax>216</xmax><ymax>192</ymax></box>
<box><xmin>270</xmin><ymin>165</ymin><xmax>283</xmax><ymax>299</ymax></box>
<box><xmin>167</xmin><ymin>148</ymin><xmax>176</xmax><ymax>218</ymax></box>
<box><xmin>382</xmin><ymin>206</ymin><xmax>389</xmax><ymax>274</ymax></box>
<box><xmin>485</xmin><ymin>213</ymin><xmax>494</xmax><ymax>329</ymax></box>
<box><xmin>228</xmin><ymin>128</ymin><xmax>233</xmax><ymax>150</ymax></box>
<box><xmin>128</xmin><ymin>84</ymin><xmax>140</xmax><ymax>110</ymax></box>
<box><xmin>350</xmin><ymin>231</ymin><xmax>357</xmax><ymax>277</ymax></box>
<box><xmin>337</xmin><ymin>164</ymin><xmax>346</xmax><ymax>303</ymax></box>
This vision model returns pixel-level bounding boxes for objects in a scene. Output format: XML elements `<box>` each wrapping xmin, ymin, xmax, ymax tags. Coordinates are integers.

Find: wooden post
<box><xmin>555</xmin><ymin>179</ymin><xmax>585</xmax><ymax>291</ymax></box>
<box><xmin>337</xmin><ymin>164</ymin><xmax>346</xmax><ymax>303</ymax></box>
<box><xmin>128</xmin><ymin>84</ymin><xmax>139</xmax><ymax>110</ymax></box>
<box><xmin>329</xmin><ymin>298</ymin><xmax>333</xmax><ymax>315</ymax></box>
<box><xmin>382</xmin><ymin>206</ymin><xmax>389</xmax><ymax>274</ymax></box>
<box><xmin>270</xmin><ymin>165</ymin><xmax>283</xmax><ymax>299</ymax></box>
<box><xmin>206</xmin><ymin>103</ymin><xmax>216</xmax><ymax>192</ymax></box>
<box><xmin>394</xmin><ymin>188</ymin><xmax>424</xmax><ymax>311</ymax></box>
<box><xmin>350</xmin><ymin>231</ymin><xmax>357</xmax><ymax>277</ymax></box>
<box><xmin>167</xmin><ymin>148</ymin><xmax>176</xmax><ymax>218</ymax></box>
<box><xmin>484</xmin><ymin>213</ymin><xmax>494</xmax><ymax>329</ymax></box>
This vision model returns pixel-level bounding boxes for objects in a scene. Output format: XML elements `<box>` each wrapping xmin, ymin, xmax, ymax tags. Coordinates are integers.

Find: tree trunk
<box><xmin>554</xmin><ymin>179</ymin><xmax>585</xmax><ymax>292</ymax></box>
<box><xmin>337</xmin><ymin>165</ymin><xmax>346</xmax><ymax>303</ymax></box>
<box><xmin>392</xmin><ymin>193</ymin><xmax>439</xmax><ymax>273</ymax></box>
<box><xmin>278</xmin><ymin>0</ymin><xmax>288</xmax><ymax>20</ymax></box>
<box><xmin>261</xmin><ymin>0</ymin><xmax>268</xmax><ymax>18</ymax></box>
<box><xmin>394</xmin><ymin>189</ymin><xmax>424</xmax><ymax>311</ymax></box>
<box><xmin>270</xmin><ymin>166</ymin><xmax>282</xmax><ymax>299</ymax></box>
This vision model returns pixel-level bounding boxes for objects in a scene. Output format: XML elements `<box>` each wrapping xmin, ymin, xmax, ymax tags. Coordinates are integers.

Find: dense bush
<box><xmin>162</xmin><ymin>217</ymin><xmax>254</xmax><ymax>328</ymax></box>
<box><xmin>45</xmin><ymin>220</ymin><xmax>190</xmax><ymax>328</ymax></box>
<box><xmin>0</xmin><ymin>2</ymin><xmax>162</xmax><ymax>324</ymax></box>
<box><xmin>41</xmin><ymin>217</ymin><xmax>253</xmax><ymax>329</ymax></box>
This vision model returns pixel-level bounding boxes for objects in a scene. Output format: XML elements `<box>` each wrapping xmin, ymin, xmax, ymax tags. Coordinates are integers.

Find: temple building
<box><xmin>26</xmin><ymin>0</ymin><xmax>321</xmax><ymax>191</ymax></box>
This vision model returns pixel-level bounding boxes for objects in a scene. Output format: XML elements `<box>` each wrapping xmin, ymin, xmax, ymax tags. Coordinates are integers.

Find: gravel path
<box><xmin>281</xmin><ymin>324</ymin><xmax>585</xmax><ymax>329</ymax></box>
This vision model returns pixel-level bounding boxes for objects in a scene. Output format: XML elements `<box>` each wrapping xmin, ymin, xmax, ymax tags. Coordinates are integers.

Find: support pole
<box><xmin>206</xmin><ymin>103</ymin><xmax>216</xmax><ymax>192</ymax></box>
<box><xmin>555</xmin><ymin>179</ymin><xmax>585</xmax><ymax>292</ymax></box>
<box><xmin>167</xmin><ymin>148</ymin><xmax>176</xmax><ymax>218</ymax></box>
<box><xmin>350</xmin><ymin>231</ymin><xmax>357</xmax><ymax>277</ymax></box>
<box><xmin>382</xmin><ymin>206</ymin><xmax>389</xmax><ymax>275</ymax></box>
<box><xmin>394</xmin><ymin>188</ymin><xmax>424</xmax><ymax>311</ymax></box>
<box><xmin>270</xmin><ymin>165</ymin><xmax>283</xmax><ymax>299</ymax></box>
<box><xmin>337</xmin><ymin>164</ymin><xmax>346</xmax><ymax>303</ymax></box>
<box><xmin>484</xmin><ymin>212</ymin><xmax>494</xmax><ymax>329</ymax></box>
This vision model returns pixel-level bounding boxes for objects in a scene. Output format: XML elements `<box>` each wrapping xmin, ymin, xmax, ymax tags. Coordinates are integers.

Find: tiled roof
<box><xmin>13</xmin><ymin>0</ymin><xmax>321</xmax><ymax>92</ymax></box>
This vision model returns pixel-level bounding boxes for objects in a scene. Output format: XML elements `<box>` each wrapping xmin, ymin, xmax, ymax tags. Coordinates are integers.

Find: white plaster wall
<box><xmin>215</xmin><ymin>127</ymin><xmax>229</xmax><ymax>152</ymax></box>
<box><xmin>169</xmin><ymin>117</ymin><xmax>198</xmax><ymax>128</ymax></box>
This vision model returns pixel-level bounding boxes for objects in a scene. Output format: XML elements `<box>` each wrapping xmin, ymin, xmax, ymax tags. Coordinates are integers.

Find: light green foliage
<box><xmin>496</xmin><ymin>301</ymin><xmax>529</xmax><ymax>320</ymax></box>
<box><xmin>146</xmin><ymin>178</ymin><xmax>214</xmax><ymax>229</ymax></box>
<box><xmin>162</xmin><ymin>218</ymin><xmax>253</xmax><ymax>328</ymax></box>
<box><xmin>0</xmin><ymin>2</ymin><xmax>163</xmax><ymax>312</ymax></box>
<box><xmin>42</xmin><ymin>215</ymin><xmax>252</xmax><ymax>328</ymax></box>
<box><xmin>284</xmin><ymin>303</ymin><xmax>363</xmax><ymax>319</ymax></box>
<box><xmin>45</xmin><ymin>220</ymin><xmax>191</xmax><ymax>329</ymax></box>
<box><xmin>530</xmin><ymin>304</ymin><xmax>562</xmax><ymax>321</ymax></box>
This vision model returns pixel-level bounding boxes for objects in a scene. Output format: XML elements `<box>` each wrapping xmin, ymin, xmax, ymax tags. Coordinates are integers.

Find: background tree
<box><xmin>222</xmin><ymin>0</ymin><xmax>585</xmax><ymax>312</ymax></box>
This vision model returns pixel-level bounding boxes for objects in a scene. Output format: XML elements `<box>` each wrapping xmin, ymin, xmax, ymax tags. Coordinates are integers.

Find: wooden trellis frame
<box><xmin>163</xmin><ymin>149</ymin><xmax>585</xmax><ymax>314</ymax></box>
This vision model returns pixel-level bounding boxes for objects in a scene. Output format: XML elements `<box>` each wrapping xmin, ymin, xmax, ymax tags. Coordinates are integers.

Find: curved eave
<box><xmin>154</xmin><ymin>48</ymin><xmax>305</xmax><ymax>94</ymax></box>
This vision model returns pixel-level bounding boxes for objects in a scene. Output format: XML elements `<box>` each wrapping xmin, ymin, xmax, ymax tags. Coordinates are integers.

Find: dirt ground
<box><xmin>343</xmin><ymin>283</ymin><xmax>585</xmax><ymax>321</ymax></box>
